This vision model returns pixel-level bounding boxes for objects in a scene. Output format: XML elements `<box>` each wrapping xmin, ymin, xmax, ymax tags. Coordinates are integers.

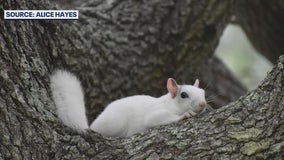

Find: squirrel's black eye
<box><xmin>180</xmin><ymin>92</ymin><xmax>189</xmax><ymax>98</ymax></box>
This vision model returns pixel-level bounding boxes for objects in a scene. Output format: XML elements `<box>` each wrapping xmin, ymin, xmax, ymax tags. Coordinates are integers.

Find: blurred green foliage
<box><xmin>216</xmin><ymin>24</ymin><xmax>272</xmax><ymax>90</ymax></box>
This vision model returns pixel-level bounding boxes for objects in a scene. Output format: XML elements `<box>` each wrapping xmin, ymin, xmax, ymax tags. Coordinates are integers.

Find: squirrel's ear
<box><xmin>193</xmin><ymin>79</ymin><xmax>199</xmax><ymax>87</ymax></box>
<box><xmin>167</xmin><ymin>78</ymin><xmax>178</xmax><ymax>98</ymax></box>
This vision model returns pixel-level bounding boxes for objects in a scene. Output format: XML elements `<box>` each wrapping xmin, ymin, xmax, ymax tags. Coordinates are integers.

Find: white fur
<box><xmin>50</xmin><ymin>70</ymin><xmax>206</xmax><ymax>137</ymax></box>
<box><xmin>50</xmin><ymin>70</ymin><xmax>88</xmax><ymax>131</ymax></box>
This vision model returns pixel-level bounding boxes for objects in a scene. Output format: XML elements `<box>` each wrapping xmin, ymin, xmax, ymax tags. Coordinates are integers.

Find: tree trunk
<box><xmin>1</xmin><ymin>0</ymin><xmax>282</xmax><ymax>159</ymax></box>
<box><xmin>236</xmin><ymin>0</ymin><xmax>284</xmax><ymax>63</ymax></box>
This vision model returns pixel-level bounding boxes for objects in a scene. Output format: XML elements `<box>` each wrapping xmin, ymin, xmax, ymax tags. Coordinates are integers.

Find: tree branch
<box><xmin>236</xmin><ymin>0</ymin><xmax>284</xmax><ymax>62</ymax></box>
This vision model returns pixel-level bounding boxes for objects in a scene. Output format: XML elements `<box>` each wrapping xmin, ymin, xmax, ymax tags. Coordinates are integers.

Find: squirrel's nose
<box><xmin>199</xmin><ymin>102</ymin><xmax>206</xmax><ymax>108</ymax></box>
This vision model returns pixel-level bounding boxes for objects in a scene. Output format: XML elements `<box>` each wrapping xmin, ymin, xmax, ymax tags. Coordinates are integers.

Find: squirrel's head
<box><xmin>167</xmin><ymin>78</ymin><xmax>206</xmax><ymax>114</ymax></box>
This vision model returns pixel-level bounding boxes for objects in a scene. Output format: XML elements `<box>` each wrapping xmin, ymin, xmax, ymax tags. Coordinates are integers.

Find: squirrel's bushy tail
<box><xmin>50</xmin><ymin>70</ymin><xmax>88</xmax><ymax>131</ymax></box>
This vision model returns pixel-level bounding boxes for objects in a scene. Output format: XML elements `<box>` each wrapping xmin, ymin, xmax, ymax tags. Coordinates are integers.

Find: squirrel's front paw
<box><xmin>180</xmin><ymin>112</ymin><xmax>191</xmax><ymax>121</ymax></box>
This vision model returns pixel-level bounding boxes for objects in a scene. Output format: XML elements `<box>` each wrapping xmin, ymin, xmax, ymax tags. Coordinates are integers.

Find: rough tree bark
<box><xmin>236</xmin><ymin>0</ymin><xmax>284</xmax><ymax>63</ymax></box>
<box><xmin>0</xmin><ymin>0</ymin><xmax>283</xmax><ymax>159</ymax></box>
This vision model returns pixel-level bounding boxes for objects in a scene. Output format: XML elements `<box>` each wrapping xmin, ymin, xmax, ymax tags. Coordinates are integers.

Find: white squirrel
<box><xmin>50</xmin><ymin>70</ymin><xmax>206</xmax><ymax>137</ymax></box>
